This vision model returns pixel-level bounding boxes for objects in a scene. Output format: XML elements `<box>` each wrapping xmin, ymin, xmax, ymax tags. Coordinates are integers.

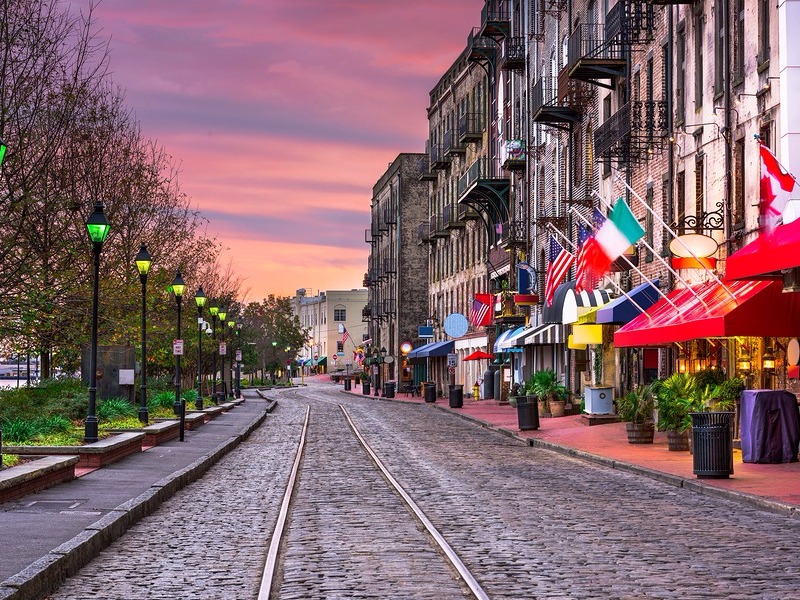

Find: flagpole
<box><xmin>545</xmin><ymin>224</ymin><xmax>653</xmax><ymax>318</ymax></box>
<box><xmin>559</xmin><ymin>216</ymin><xmax>680</xmax><ymax>314</ymax></box>
<box><xmin>610</xmin><ymin>174</ymin><xmax>737</xmax><ymax>301</ymax></box>
<box><xmin>590</xmin><ymin>192</ymin><xmax>712</xmax><ymax>310</ymax></box>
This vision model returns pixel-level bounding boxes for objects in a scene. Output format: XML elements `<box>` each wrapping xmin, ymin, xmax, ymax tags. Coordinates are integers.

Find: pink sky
<box><xmin>88</xmin><ymin>0</ymin><xmax>483</xmax><ymax>300</ymax></box>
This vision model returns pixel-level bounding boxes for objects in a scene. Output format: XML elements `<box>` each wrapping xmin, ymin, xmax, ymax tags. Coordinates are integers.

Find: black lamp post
<box><xmin>235</xmin><ymin>318</ymin><xmax>243</xmax><ymax>397</ymax></box>
<box><xmin>218</xmin><ymin>307</ymin><xmax>228</xmax><ymax>400</ymax></box>
<box><xmin>209</xmin><ymin>304</ymin><xmax>219</xmax><ymax>403</ymax></box>
<box><xmin>195</xmin><ymin>287</ymin><xmax>207</xmax><ymax>410</ymax></box>
<box><xmin>171</xmin><ymin>271</ymin><xmax>186</xmax><ymax>441</ymax></box>
<box><xmin>84</xmin><ymin>201</ymin><xmax>111</xmax><ymax>443</ymax></box>
<box><xmin>227</xmin><ymin>317</ymin><xmax>236</xmax><ymax>399</ymax></box>
<box><xmin>135</xmin><ymin>243</ymin><xmax>152</xmax><ymax>425</ymax></box>
<box><xmin>373</xmin><ymin>347</ymin><xmax>387</xmax><ymax>397</ymax></box>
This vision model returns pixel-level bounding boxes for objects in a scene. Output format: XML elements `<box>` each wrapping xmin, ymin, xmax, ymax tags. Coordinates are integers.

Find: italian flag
<box><xmin>583</xmin><ymin>198</ymin><xmax>645</xmax><ymax>278</ymax></box>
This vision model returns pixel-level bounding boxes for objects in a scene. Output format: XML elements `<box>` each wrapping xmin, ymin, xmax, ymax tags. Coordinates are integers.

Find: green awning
<box><xmin>316</xmin><ymin>356</ymin><xmax>327</xmax><ymax>367</ymax></box>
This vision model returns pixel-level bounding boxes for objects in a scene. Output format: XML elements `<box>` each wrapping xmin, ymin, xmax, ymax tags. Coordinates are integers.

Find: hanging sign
<box><xmin>219</xmin><ymin>343</ymin><xmax>227</xmax><ymax>356</ymax></box>
<box><xmin>173</xmin><ymin>340</ymin><xmax>184</xmax><ymax>356</ymax></box>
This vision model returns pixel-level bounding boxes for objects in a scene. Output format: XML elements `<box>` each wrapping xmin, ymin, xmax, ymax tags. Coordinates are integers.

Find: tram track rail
<box><xmin>257</xmin><ymin>402</ymin><xmax>489</xmax><ymax>600</ymax></box>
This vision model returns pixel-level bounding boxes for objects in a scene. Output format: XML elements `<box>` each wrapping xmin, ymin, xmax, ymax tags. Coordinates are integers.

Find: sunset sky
<box><xmin>89</xmin><ymin>0</ymin><xmax>483</xmax><ymax>301</ymax></box>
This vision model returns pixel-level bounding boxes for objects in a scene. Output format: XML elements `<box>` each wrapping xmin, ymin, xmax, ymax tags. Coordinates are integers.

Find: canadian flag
<box><xmin>760</xmin><ymin>141</ymin><xmax>797</xmax><ymax>233</ymax></box>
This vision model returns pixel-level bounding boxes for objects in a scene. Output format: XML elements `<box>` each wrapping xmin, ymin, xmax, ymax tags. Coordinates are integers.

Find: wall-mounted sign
<box><xmin>418</xmin><ymin>326</ymin><xmax>434</xmax><ymax>338</ymax></box>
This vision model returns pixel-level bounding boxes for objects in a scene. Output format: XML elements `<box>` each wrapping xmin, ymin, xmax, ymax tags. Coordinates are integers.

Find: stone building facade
<box><xmin>365</xmin><ymin>153</ymin><xmax>430</xmax><ymax>383</ymax></box>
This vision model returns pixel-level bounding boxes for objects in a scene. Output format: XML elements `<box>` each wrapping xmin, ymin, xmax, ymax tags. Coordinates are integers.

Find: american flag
<box><xmin>574</xmin><ymin>222</ymin><xmax>594</xmax><ymax>293</ymax></box>
<box><xmin>544</xmin><ymin>236</ymin><xmax>575</xmax><ymax>307</ymax></box>
<box><xmin>470</xmin><ymin>293</ymin><xmax>493</xmax><ymax>327</ymax></box>
<box><xmin>341</xmin><ymin>326</ymin><xmax>350</xmax><ymax>346</ymax></box>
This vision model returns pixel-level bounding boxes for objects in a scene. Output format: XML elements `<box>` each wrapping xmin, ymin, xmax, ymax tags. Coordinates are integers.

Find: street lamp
<box><xmin>218</xmin><ymin>307</ymin><xmax>228</xmax><ymax>399</ymax></box>
<box><xmin>194</xmin><ymin>287</ymin><xmax>207</xmax><ymax>409</ymax></box>
<box><xmin>209</xmin><ymin>304</ymin><xmax>219</xmax><ymax>403</ymax></box>
<box><xmin>372</xmin><ymin>346</ymin><xmax>387</xmax><ymax>397</ymax></box>
<box><xmin>271</xmin><ymin>341</ymin><xmax>278</xmax><ymax>383</ymax></box>
<box><xmin>135</xmin><ymin>243</ymin><xmax>152</xmax><ymax>425</ymax></box>
<box><xmin>235</xmin><ymin>318</ymin><xmax>243</xmax><ymax>397</ymax></box>
<box><xmin>227</xmin><ymin>317</ymin><xmax>236</xmax><ymax>398</ymax></box>
<box><xmin>171</xmin><ymin>270</ymin><xmax>186</xmax><ymax>441</ymax></box>
<box><xmin>84</xmin><ymin>201</ymin><xmax>111</xmax><ymax>443</ymax></box>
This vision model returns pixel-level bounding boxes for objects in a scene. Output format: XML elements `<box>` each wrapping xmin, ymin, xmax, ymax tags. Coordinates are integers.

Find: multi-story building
<box><xmin>369</xmin><ymin>0</ymin><xmax>800</xmax><ymax>403</ymax></box>
<box><xmin>364</xmin><ymin>154</ymin><xmax>430</xmax><ymax>389</ymax></box>
<box><xmin>292</xmin><ymin>288</ymin><xmax>368</xmax><ymax>373</ymax></box>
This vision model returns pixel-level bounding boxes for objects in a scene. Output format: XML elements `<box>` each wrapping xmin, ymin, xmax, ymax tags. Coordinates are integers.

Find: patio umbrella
<box><xmin>464</xmin><ymin>350</ymin><xmax>494</xmax><ymax>361</ymax></box>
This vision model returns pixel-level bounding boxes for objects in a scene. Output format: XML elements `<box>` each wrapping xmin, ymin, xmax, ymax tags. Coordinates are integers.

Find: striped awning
<box><xmin>543</xmin><ymin>280</ymin><xmax>612</xmax><ymax>324</ymax></box>
<box><xmin>523</xmin><ymin>323</ymin><xmax>566</xmax><ymax>345</ymax></box>
<box><xmin>497</xmin><ymin>326</ymin><xmax>529</xmax><ymax>352</ymax></box>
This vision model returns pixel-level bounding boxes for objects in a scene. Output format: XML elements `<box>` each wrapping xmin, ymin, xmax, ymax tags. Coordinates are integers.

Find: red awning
<box><xmin>614</xmin><ymin>279</ymin><xmax>800</xmax><ymax>347</ymax></box>
<box><xmin>726</xmin><ymin>218</ymin><xmax>800</xmax><ymax>280</ymax></box>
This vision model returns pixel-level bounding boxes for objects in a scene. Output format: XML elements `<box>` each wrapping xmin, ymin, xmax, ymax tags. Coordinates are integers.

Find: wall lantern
<box><xmin>762</xmin><ymin>347</ymin><xmax>776</xmax><ymax>371</ymax></box>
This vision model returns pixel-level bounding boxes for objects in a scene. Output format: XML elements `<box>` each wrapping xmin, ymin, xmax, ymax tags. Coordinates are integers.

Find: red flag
<box><xmin>760</xmin><ymin>141</ymin><xmax>797</xmax><ymax>233</ymax></box>
<box><xmin>470</xmin><ymin>293</ymin><xmax>494</xmax><ymax>327</ymax></box>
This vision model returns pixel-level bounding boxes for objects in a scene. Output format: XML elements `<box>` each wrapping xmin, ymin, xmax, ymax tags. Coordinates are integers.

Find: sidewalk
<box><xmin>0</xmin><ymin>393</ymin><xmax>273</xmax><ymax>600</ymax></box>
<box><xmin>338</xmin><ymin>378</ymin><xmax>800</xmax><ymax>515</ymax></box>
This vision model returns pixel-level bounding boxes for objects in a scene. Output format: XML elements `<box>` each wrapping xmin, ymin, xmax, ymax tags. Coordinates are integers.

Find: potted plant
<box><xmin>617</xmin><ymin>384</ymin><xmax>655</xmax><ymax>444</ymax></box>
<box><xmin>360</xmin><ymin>371</ymin><xmax>370</xmax><ymax>395</ymax></box>
<box><xmin>654</xmin><ymin>373</ymin><xmax>699</xmax><ymax>450</ymax></box>
<box><xmin>529</xmin><ymin>369</ymin><xmax>569</xmax><ymax>418</ymax></box>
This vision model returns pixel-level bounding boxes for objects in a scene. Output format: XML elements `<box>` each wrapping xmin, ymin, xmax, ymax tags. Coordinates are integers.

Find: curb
<box><xmin>0</xmin><ymin>399</ymin><xmax>277</xmax><ymax>600</ymax></box>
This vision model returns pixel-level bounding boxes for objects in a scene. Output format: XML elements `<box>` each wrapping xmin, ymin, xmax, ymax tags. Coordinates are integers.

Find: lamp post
<box><xmin>84</xmin><ymin>201</ymin><xmax>111</xmax><ymax>443</ymax></box>
<box><xmin>271</xmin><ymin>341</ymin><xmax>278</xmax><ymax>383</ymax></box>
<box><xmin>235</xmin><ymin>318</ymin><xmax>243</xmax><ymax>397</ymax></box>
<box><xmin>218</xmin><ymin>308</ymin><xmax>228</xmax><ymax>399</ymax></box>
<box><xmin>135</xmin><ymin>243</ymin><xmax>152</xmax><ymax>425</ymax></box>
<box><xmin>209</xmin><ymin>304</ymin><xmax>219</xmax><ymax>403</ymax></box>
<box><xmin>227</xmin><ymin>317</ymin><xmax>236</xmax><ymax>398</ymax></box>
<box><xmin>372</xmin><ymin>347</ymin><xmax>387</xmax><ymax>397</ymax></box>
<box><xmin>195</xmin><ymin>287</ymin><xmax>207</xmax><ymax>409</ymax></box>
<box><xmin>171</xmin><ymin>271</ymin><xmax>186</xmax><ymax>441</ymax></box>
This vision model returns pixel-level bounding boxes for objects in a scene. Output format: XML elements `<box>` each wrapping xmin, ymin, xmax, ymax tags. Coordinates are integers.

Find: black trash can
<box><xmin>383</xmin><ymin>382</ymin><xmax>395</xmax><ymax>398</ymax></box>
<box><xmin>362</xmin><ymin>381</ymin><xmax>371</xmax><ymax>395</ymax></box>
<box><xmin>690</xmin><ymin>412</ymin><xmax>735</xmax><ymax>478</ymax></box>
<box><xmin>423</xmin><ymin>382</ymin><xmax>436</xmax><ymax>403</ymax></box>
<box><xmin>449</xmin><ymin>384</ymin><xmax>464</xmax><ymax>408</ymax></box>
<box><xmin>343</xmin><ymin>378</ymin><xmax>352</xmax><ymax>391</ymax></box>
<box><xmin>517</xmin><ymin>396</ymin><xmax>540</xmax><ymax>431</ymax></box>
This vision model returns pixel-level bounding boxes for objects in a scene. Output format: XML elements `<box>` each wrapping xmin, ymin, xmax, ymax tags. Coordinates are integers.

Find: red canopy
<box><xmin>726</xmin><ymin>218</ymin><xmax>800</xmax><ymax>280</ymax></box>
<box><xmin>614</xmin><ymin>279</ymin><xmax>800</xmax><ymax>347</ymax></box>
<box><xmin>464</xmin><ymin>350</ymin><xmax>494</xmax><ymax>361</ymax></box>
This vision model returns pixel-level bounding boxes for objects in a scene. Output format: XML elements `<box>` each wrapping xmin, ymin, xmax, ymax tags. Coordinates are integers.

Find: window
<box><xmin>677</xmin><ymin>171</ymin><xmax>686</xmax><ymax>235</ymax></box>
<box><xmin>695</xmin><ymin>154</ymin><xmax>705</xmax><ymax>233</ymax></box>
<box><xmin>676</xmin><ymin>22</ymin><xmax>686</xmax><ymax>124</ymax></box>
<box><xmin>694</xmin><ymin>11</ymin><xmax>704</xmax><ymax>109</ymax></box>
<box><xmin>573</xmin><ymin>126</ymin><xmax>583</xmax><ymax>184</ymax></box>
<box><xmin>715</xmin><ymin>2</ymin><xmax>725</xmax><ymax>97</ymax></box>
<box><xmin>602</xmin><ymin>95</ymin><xmax>612</xmax><ymax>177</ymax></box>
<box><xmin>733</xmin><ymin>0</ymin><xmax>745</xmax><ymax>83</ymax></box>
<box><xmin>333</xmin><ymin>307</ymin><xmax>346</xmax><ymax>322</ymax></box>
<box><xmin>733</xmin><ymin>138</ymin><xmax>745</xmax><ymax>227</ymax></box>
<box><xmin>758</xmin><ymin>0</ymin><xmax>770</xmax><ymax>66</ymax></box>
<box><xmin>645</xmin><ymin>185</ymin><xmax>654</xmax><ymax>263</ymax></box>
<box><xmin>337</xmin><ymin>341</ymin><xmax>344</xmax><ymax>353</ymax></box>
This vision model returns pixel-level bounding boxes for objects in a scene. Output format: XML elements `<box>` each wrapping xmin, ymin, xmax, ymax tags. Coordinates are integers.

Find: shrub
<box><xmin>182</xmin><ymin>388</ymin><xmax>198</xmax><ymax>403</ymax></box>
<box><xmin>150</xmin><ymin>391</ymin><xmax>175</xmax><ymax>409</ymax></box>
<box><xmin>97</xmin><ymin>397</ymin><xmax>136</xmax><ymax>422</ymax></box>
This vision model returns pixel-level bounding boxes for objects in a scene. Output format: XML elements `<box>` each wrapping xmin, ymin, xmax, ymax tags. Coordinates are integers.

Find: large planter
<box><xmin>667</xmin><ymin>429</ymin><xmax>690</xmax><ymax>451</ymax></box>
<box><xmin>625</xmin><ymin>422</ymin><xmax>655</xmax><ymax>444</ymax></box>
<box><xmin>538</xmin><ymin>397</ymin><xmax>551</xmax><ymax>418</ymax></box>
<box><xmin>549</xmin><ymin>398</ymin><xmax>566</xmax><ymax>418</ymax></box>
<box><xmin>517</xmin><ymin>399</ymin><xmax>540</xmax><ymax>431</ymax></box>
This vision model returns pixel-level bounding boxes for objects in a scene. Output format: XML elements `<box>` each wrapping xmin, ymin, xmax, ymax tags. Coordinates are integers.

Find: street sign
<box><xmin>219</xmin><ymin>343</ymin><xmax>227</xmax><ymax>356</ymax></box>
<box><xmin>235</xmin><ymin>349</ymin><xmax>242</xmax><ymax>361</ymax></box>
<box><xmin>447</xmin><ymin>353</ymin><xmax>457</xmax><ymax>367</ymax></box>
<box><xmin>173</xmin><ymin>339</ymin><xmax>184</xmax><ymax>356</ymax></box>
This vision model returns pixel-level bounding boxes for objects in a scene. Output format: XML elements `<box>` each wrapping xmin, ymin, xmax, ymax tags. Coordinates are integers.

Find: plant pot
<box><xmin>625</xmin><ymin>422</ymin><xmax>655</xmax><ymax>444</ymax></box>
<box><xmin>517</xmin><ymin>399</ymin><xmax>540</xmax><ymax>431</ymax></box>
<box><xmin>667</xmin><ymin>429</ymin><xmax>690</xmax><ymax>451</ymax></box>
<box><xmin>548</xmin><ymin>399</ymin><xmax>566</xmax><ymax>418</ymax></box>
<box><xmin>538</xmin><ymin>398</ymin><xmax>551</xmax><ymax>418</ymax></box>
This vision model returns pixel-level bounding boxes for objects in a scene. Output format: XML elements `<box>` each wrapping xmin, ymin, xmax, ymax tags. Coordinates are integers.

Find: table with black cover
<box><xmin>740</xmin><ymin>389</ymin><xmax>800</xmax><ymax>463</ymax></box>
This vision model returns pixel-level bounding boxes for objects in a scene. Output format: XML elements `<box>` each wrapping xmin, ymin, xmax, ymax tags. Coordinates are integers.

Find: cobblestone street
<box><xmin>49</xmin><ymin>381</ymin><xmax>800</xmax><ymax>599</ymax></box>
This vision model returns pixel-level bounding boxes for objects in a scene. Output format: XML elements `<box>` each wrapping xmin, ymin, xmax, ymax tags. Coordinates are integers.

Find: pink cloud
<box><xmin>88</xmin><ymin>0</ymin><xmax>484</xmax><ymax>298</ymax></box>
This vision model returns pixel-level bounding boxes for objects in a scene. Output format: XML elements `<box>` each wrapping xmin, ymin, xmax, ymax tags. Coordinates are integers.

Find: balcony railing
<box><xmin>430</xmin><ymin>213</ymin><xmax>448</xmax><ymax>238</ymax></box>
<box><xmin>430</xmin><ymin>143</ymin><xmax>450</xmax><ymax>169</ymax></box>
<box><xmin>418</xmin><ymin>154</ymin><xmax>436</xmax><ymax>181</ymax></box>
<box><xmin>479</xmin><ymin>0</ymin><xmax>510</xmax><ymax>38</ymax></box>
<box><xmin>500</xmin><ymin>139</ymin><xmax>526</xmax><ymax>171</ymax></box>
<box><xmin>443</xmin><ymin>129</ymin><xmax>465</xmax><ymax>156</ymax></box>
<box><xmin>417</xmin><ymin>221</ymin><xmax>431</xmax><ymax>244</ymax></box>
<box><xmin>458</xmin><ymin>112</ymin><xmax>484</xmax><ymax>143</ymax></box>
<box><xmin>443</xmin><ymin>203</ymin><xmax>467</xmax><ymax>229</ymax></box>
<box><xmin>594</xmin><ymin>100</ymin><xmax>668</xmax><ymax>162</ymax></box>
<box><xmin>467</xmin><ymin>27</ymin><xmax>496</xmax><ymax>64</ymax></box>
<box><xmin>457</xmin><ymin>157</ymin><xmax>500</xmax><ymax>197</ymax></box>
<box><xmin>499</xmin><ymin>36</ymin><xmax>526</xmax><ymax>71</ymax></box>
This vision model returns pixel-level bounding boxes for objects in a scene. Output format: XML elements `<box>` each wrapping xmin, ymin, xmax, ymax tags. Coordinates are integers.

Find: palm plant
<box><xmin>655</xmin><ymin>372</ymin><xmax>699</xmax><ymax>432</ymax></box>
<box><xmin>617</xmin><ymin>384</ymin><xmax>655</xmax><ymax>424</ymax></box>
<box><xmin>529</xmin><ymin>369</ymin><xmax>568</xmax><ymax>403</ymax></box>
